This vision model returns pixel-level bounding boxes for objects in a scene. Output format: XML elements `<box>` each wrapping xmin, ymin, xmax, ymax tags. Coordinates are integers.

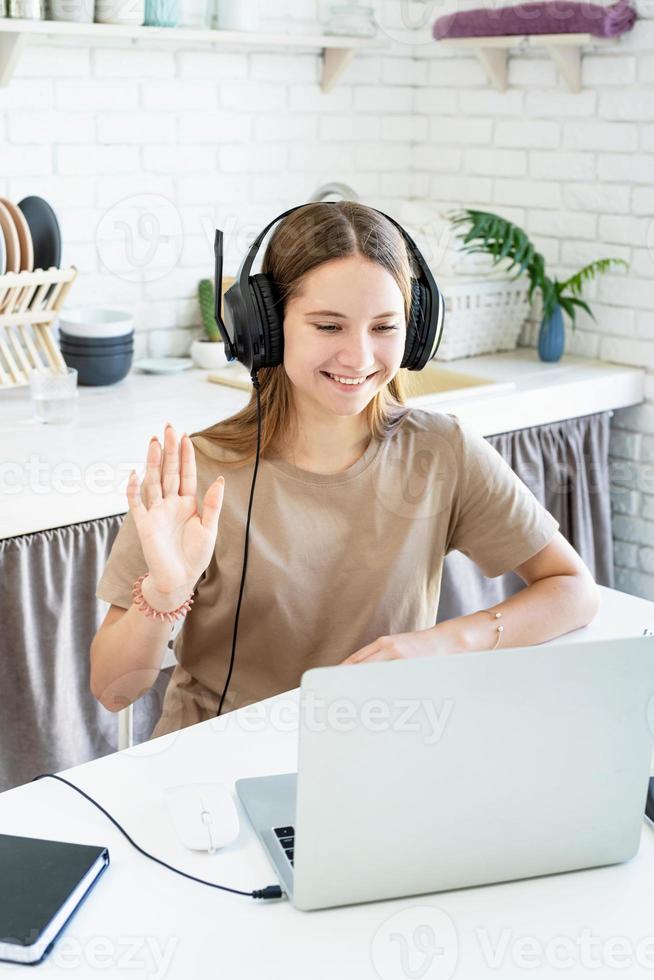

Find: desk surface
<box><xmin>1</xmin><ymin>585</ymin><xmax>654</xmax><ymax>979</ymax></box>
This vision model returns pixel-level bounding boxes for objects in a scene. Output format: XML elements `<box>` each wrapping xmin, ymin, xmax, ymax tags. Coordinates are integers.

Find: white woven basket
<box><xmin>433</xmin><ymin>275</ymin><xmax>533</xmax><ymax>362</ymax></box>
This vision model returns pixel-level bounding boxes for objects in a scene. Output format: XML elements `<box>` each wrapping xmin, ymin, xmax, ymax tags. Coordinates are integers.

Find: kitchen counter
<box><xmin>0</xmin><ymin>350</ymin><xmax>644</xmax><ymax>540</ymax></box>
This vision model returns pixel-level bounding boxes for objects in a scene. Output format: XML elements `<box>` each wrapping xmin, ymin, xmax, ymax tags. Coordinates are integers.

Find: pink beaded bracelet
<box><xmin>132</xmin><ymin>574</ymin><xmax>195</xmax><ymax>623</ymax></box>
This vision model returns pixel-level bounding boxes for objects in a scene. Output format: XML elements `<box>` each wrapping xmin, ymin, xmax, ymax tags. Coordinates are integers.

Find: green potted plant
<box><xmin>447</xmin><ymin>209</ymin><xmax>628</xmax><ymax>362</ymax></box>
<box><xmin>190</xmin><ymin>278</ymin><xmax>229</xmax><ymax>370</ymax></box>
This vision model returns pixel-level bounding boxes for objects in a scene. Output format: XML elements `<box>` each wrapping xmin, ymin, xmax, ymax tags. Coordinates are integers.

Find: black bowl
<box><xmin>60</xmin><ymin>340</ymin><xmax>134</xmax><ymax>357</ymax></box>
<box><xmin>60</xmin><ymin>348</ymin><xmax>133</xmax><ymax>386</ymax></box>
<box><xmin>59</xmin><ymin>328</ymin><xmax>135</xmax><ymax>348</ymax></box>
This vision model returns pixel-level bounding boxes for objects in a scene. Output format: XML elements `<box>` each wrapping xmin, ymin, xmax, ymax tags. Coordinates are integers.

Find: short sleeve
<box><xmin>446</xmin><ymin>418</ymin><xmax>559</xmax><ymax>578</ymax></box>
<box><xmin>96</xmin><ymin>510</ymin><xmax>148</xmax><ymax>609</ymax></box>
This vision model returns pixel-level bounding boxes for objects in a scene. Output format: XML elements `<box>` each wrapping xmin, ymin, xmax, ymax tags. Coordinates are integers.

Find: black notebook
<box><xmin>0</xmin><ymin>834</ymin><xmax>109</xmax><ymax>966</ymax></box>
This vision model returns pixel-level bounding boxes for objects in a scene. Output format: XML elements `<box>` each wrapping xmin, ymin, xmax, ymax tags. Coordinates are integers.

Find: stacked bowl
<box><xmin>58</xmin><ymin>309</ymin><xmax>134</xmax><ymax>386</ymax></box>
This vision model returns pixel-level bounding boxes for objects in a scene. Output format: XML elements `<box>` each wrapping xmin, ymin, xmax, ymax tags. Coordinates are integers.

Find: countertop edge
<box><xmin>1</xmin><ymin>354</ymin><xmax>646</xmax><ymax>540</ymax></box>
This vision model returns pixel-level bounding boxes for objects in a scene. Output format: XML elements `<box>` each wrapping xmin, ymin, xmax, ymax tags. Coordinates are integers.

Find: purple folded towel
<box><xmin>433</xmin><ymin>0</ymin><xmax>636</xmax><ymax>39</ymax></box>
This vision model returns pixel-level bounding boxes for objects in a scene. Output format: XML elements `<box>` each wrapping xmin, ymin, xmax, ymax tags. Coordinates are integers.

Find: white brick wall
<box><xmin>410</xmin><ymin>1</ymin><xmax>654</xmax><ymax>601</ymax></box>
<box><xmin>0</xmin><ymin>1</ymin><xmax>424</xmax><ymax>358</ymax></box>
<box><xmin>0</xmin><ymin>0</ymin><xmax>652</xmax><ymax>597</ymax></box>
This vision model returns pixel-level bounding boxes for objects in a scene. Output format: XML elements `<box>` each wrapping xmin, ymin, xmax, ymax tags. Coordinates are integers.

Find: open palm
<box><xmin>127</xmin><ymin>424</ymin><xmax>224</xmax><ymax>598</ymax></box>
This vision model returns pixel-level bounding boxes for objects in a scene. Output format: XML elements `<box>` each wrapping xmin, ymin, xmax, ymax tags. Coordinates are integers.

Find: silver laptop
<box><xmin>236</xmin><ymin>636</ymin><xmax>654</xmax><ymax>911</ymax></box>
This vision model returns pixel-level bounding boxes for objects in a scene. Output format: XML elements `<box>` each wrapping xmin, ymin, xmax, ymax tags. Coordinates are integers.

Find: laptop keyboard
<box><xmin>273</xmin><ymin>826</ymin><xmax>294</xmax><ymax>866</ymax></box>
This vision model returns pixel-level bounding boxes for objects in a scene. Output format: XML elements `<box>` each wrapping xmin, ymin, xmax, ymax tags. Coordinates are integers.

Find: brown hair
<box><xmin>193</xmin><ymin>202</ymin><xmax>415</xmax><ymax>467</ymax></box>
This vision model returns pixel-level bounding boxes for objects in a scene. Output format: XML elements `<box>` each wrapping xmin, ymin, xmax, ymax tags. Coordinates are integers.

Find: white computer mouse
<box><xmin>163</xmin><ymin>782</ymin><xmax>240</xmax><ymax>853</ymax></box>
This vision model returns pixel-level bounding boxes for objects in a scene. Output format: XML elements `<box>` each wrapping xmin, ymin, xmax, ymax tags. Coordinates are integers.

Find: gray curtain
<box><xmin>437</xmin><ymin>411</ymin><xmax>613</xmax><ymax>621</ymax></box>
<box><xmin>0</xmin><ymin>516</ymin><xmax>171</xmax><ymax>792</ymax></box>
<box><xmin>0</xmin><ymin>412</ymin><xmax>612</xmax><ymax>791</ymax></box>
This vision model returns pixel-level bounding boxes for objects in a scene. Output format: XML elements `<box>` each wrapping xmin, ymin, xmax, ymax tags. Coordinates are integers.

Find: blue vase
<box><xmin>538</xmin><ymin>303</ymin><xmax>565</xmax><ymax>362</ymax></box>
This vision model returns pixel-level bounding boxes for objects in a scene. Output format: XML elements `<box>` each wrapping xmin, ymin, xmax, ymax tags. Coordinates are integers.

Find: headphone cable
<box><xmin>216</xmin><ymin>370</ymin><xmax>262</xmax><ymax>717</ymax></box>
<box><xmin>31</xmin><ymin>773</ymin><xmax>282</xmax><ymax>900</ymax></box>
<box><xmin>33</xmin><ymin>403</ymin><xmax>280</xmax><ymax>903</ymax></box>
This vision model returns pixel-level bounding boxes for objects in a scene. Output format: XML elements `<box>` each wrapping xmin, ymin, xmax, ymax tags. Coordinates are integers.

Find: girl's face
<box><xmin>282</xmin><ymin>255</ymin><xmax>407</xmax><ymax>419</ymax></box>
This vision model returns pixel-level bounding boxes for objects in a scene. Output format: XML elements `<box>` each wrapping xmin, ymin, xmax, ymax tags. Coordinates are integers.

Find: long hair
<box><xmin>193</xmin><ymin>202</ymin><xmax>416</xmax><ymax>467</ymax></box>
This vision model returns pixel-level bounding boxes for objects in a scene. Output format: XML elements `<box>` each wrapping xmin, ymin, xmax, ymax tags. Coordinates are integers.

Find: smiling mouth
<box><xmin>321</xmin><ymin>371</ymin><xmax>379</xmax><ymax>388</ymax></box>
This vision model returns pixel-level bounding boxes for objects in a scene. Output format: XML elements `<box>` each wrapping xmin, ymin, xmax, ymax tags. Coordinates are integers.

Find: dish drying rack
<box><xmin>0</xmin><ymin>266</ymin><xmax>77</xmax><ymax>388</ymax></box>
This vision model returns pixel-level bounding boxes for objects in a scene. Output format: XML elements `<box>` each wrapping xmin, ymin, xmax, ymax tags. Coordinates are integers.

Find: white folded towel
<box><xmin>395</xmin><ymin>203</ymin><xmax>518</xmax><ymax>282</ymax></box>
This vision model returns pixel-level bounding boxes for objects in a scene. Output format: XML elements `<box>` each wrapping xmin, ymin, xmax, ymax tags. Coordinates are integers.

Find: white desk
<box><xmin>1</xmin><ymin>585</ymin><xmax>654</xmax><ymax>979</ymax></box>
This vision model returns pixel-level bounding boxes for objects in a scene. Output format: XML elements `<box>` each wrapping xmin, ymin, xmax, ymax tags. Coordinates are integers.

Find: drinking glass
<box><xmin>29</xmin><ymin>367</ymin><xmax>78</xmax><ymax>424</ymax></box>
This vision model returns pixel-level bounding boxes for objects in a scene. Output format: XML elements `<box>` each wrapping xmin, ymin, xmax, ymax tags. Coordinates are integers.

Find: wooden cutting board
<box><xmin>207</xmin><ymin>363</ymin><xmax>253</xmax><ymax>390</ymax></box>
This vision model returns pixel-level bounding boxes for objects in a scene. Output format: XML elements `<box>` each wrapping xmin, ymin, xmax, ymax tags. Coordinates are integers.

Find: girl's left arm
<box><xmin>341</xmin><ymin>532</ymin><xmax>600</xmax><ymax>665</ymax></box>
<box><xmin>440</xmin><ymin>530</ymin><xmax>600</xmax><ymax>654</ymax></box>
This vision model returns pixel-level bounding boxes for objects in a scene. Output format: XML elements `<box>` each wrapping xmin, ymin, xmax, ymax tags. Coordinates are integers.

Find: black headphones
<box><xmin>210</xmin><ymin>202</ymin><xmax>445</xmax><ymax>718</ymax></box>
<box><xmin>213</xmin><ymin>202</ymin><xmax>445</xmax><ymax>375</ymax></box>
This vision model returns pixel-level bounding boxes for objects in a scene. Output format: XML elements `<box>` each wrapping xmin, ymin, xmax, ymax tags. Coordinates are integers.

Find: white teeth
<box><xmin>328</xmin><ymin>373</ymin><xmax>368</xmax><ymax>385</ymax></box>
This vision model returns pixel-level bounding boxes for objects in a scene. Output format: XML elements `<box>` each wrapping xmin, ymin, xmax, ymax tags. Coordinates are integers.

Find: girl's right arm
<box><xmin>90</xmin><ymin>424</ymin><xmax>225</xmax><ymax>712</ymax></box>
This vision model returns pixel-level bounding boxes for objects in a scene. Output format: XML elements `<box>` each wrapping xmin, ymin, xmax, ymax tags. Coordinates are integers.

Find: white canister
<box><xmin>49</xmin><ymin>0</ymin><xmax>94</xmax><ymax>22</ymax></box>
<box><xmin>179</xmin><ymin>0</ymin><xmax>209</xmax><ymax>27</ymax></box>
<box><xmin>95</xmin><ymin>0</ymin><xmax>144</xmax><ymax>24</ymax></box>
<box><xmin>9</xmin><ymin>0</ymin><xmax>45</xmax><ymax>16</ymax></box>
<box><xmin>213</xmin><ymin>0</ymin><xmax>258</xmax><ymax>31</ymax></box>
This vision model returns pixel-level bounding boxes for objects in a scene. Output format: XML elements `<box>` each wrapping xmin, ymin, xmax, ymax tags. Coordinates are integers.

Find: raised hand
<box><xmin>126</xmin><ymin>423</ymin><xmax>224</xmax><ymax>605</ymax></box>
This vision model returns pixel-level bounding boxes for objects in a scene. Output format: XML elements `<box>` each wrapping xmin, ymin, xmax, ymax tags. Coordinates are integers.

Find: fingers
<box><xmin>143</xmin><ymin>436</ymin><xmax>163</xmax><ymax>508</ymax></box>
<box><xmin>161</xmin><ymin>423</ymin><xmax>180</xmax><ymax>497</ymax></box>
<box><xmin>341</xmin><ymin>639</ymin><xmax>379</xmax><ymax>664</ymax></box>
<box><xmin>126</xmin><ymin>470</ymin><xmax>146</xmax><ymax>527</ymax></box>
<box><xmin>200</xmin><ymin>476</ymin><xmax>225</xmax><ymax>536</ymax></box>
<box><xmin>141</xmin><ymin>426</ymin><xmax>192</xmax><ymax>508</ymax></box>
<box><xmin>179</xmin><ymin>434</ymin><xmax>197</xmax><ymax>497</ymax></box>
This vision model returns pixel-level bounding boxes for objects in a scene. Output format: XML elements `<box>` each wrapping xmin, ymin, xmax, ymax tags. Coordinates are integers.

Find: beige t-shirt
<box><xmin>96</xmin><ymin>409</ymin><xmax>559</xmax><ymax>738</ymax></box>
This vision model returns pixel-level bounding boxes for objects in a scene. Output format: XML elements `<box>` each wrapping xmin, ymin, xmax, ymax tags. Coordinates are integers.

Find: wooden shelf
<box><xmin>438</xmin><ymin>33</ymin><xmax>614</xmax><ymax>92</ymax></box>
<box><xmin>0</xmin><ymin>18</ymin><xmax>385</xmax><ymax>90</ymax></box>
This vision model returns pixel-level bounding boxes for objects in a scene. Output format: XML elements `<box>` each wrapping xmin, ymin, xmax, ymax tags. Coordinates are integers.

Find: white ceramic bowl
<box><xmin>58</xmin><ymin>308</ymin><xmax>134</xmax><ymax>339</ymax></box>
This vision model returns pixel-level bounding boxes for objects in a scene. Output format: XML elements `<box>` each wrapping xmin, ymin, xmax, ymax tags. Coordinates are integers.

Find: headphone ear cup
<box><xmin>250</xmin><ymin>273</ymin><xmax>284</xmax><ymax>368</ymax></box>
<box><xmin>401</xmin><ymin>279</ymin><xmax>425</xmax><ymax>371</ymax></box>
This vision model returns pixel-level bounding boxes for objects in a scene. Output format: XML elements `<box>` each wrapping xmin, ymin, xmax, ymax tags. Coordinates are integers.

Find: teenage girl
<box><xmin>90</xmin><ymin>203</ymin><xmax>599</xmax><ymax>738</ymax></box>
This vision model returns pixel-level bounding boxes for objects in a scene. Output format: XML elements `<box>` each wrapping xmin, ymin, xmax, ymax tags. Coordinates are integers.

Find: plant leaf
<box><xmin>560</xmin><ymin>258</ymin><xmax>628</xmax><ymax>297</ymax></box>
<box><xmin>568</xmin><ymin>296</ymin><xmax>595</xmax><ymax>321</ymax></box>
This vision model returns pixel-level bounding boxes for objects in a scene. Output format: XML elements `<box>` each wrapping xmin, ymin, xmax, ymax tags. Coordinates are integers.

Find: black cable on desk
<box><xmin>32</xmin><ymin>773</ymin><xmax>283</xmax><ymax>901</ymax></box>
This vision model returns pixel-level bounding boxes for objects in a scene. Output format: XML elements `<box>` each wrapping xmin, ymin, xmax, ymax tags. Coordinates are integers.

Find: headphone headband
<box><xmin>213</xmin><ymin>202</ymin><xmax>444</xmax><ymax>371</ymax></box>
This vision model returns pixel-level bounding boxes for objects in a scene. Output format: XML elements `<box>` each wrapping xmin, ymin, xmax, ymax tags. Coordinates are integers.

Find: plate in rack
<box><xmin>0</xmin><ymin>200</ymin><xmax>20</xmax><ymax>273</ymax></box>
<box><xmin>17</xmin><ymin>196</ymin><xmax>61</xmax><ymax>271</ymax></box>
<box><xmin>0</xmin><ymin>198</ymin><xmax>34</xmax><ymax>272</ymax></box>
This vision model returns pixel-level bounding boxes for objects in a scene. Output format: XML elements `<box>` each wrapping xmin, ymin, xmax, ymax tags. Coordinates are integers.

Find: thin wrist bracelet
<box><xmin>132</xmin><ymin>573</ymin><xmax>194</xmax><ymax>623</ymax></box>
<box><xmin>483</xmin><ymin>609</ymin><xmax>504</xmax><ymax>650</ymax></box>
